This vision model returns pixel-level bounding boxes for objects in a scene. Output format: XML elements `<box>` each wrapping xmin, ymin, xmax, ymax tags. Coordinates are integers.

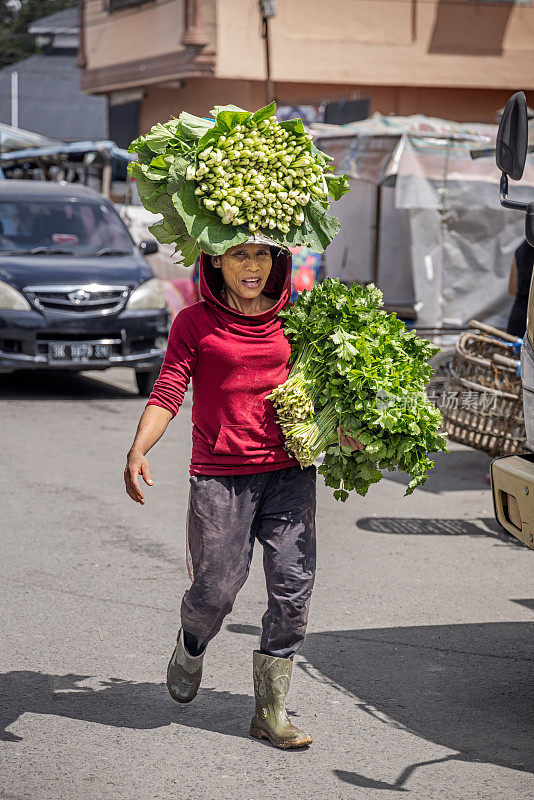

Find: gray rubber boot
<box><xmin>166</xmin><ymin>628</ymin><xmax>205</xmax><ymax>704</ymax></box>
<box><xmin>250</xmin><ymin>650</ymin><xmax>313</xmax><ymax>748</ymax></box>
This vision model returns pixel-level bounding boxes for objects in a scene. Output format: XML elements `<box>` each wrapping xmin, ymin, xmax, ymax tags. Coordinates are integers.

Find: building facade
<box><xmin>80</xmin><ymin>0</ymin><xmax>534</xmax><ymax>138</ymax></box>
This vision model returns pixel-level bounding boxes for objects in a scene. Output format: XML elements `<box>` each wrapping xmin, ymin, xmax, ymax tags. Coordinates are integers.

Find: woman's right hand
<box><xmin>124</xmin><ymin>449</ymin><xmax>153</xmax><ymax>504</ymax></box>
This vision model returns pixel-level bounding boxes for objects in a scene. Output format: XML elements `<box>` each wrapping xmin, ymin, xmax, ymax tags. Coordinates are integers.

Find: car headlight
<box><xmin>0</xmin><ymin>280</ymin><xmax>31</xmax><ymax>311</ymax></box>
<box><xmin>126</xmin><ymin>278</ymin><xmax>167</xmax><ymax>310</ymax></box>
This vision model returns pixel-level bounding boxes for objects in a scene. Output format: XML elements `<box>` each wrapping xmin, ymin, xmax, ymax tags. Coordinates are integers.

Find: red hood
<box><xmin>199</xmin><ymin>249</ymin><xmax>292</xmax><ymax>325</ymax></box>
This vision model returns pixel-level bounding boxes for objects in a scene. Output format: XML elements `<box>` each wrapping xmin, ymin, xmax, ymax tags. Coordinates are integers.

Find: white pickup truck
<box><xmin>490</xmin><ymin>91</ymin><xmax>534</xmax><ymax>549</ymax></box>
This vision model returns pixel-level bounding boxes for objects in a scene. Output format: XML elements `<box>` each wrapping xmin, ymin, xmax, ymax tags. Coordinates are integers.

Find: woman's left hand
<box><xmin>338</xmin><ymin>427</ymin><xmax>365</xmax><ymax>451</ymax></box>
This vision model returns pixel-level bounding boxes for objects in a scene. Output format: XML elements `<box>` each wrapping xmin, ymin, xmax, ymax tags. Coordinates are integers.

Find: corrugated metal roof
<box><xmin>0</xmin><ymin>180</ymin><xmax>103</xmax><ymax>199</ymax></box>
<box><xmin>28</xmin><ymin>6</ymin><xmax>78</xmax><ymax>35</ymax></box>
<box><xmin>0</xmin><ymin>122</ymin><xmax>57</xmax><ymax>149</ymax></box>
<box><xmin>0</xmin><ymin>140</ymin><xmax>132</xmax><ymax>165</ymax></box>
<box><xmin>0</xmin><ymin>54</ymin><xmax>107</xmax><ymax>143</ymax></box>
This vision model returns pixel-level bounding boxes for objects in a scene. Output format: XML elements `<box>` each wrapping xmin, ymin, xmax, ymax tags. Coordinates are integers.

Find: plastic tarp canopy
<box><xmin>313</xmin><ymin>113</ymin><xmax>534</xmax><ymax>330</ymax></box>
<box><xmin>0</xmin><ymin>123</ymin><xmax>57</xmax><ymax>152</ymax></box>
<box><xmin>0</xmin><ymin>140</ymin><xmax>132</xmax><ymax>167</ymax></box>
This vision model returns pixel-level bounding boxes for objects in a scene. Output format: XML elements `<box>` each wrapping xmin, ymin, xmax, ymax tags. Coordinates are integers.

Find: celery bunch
<box><xmin>268</xmin><ymin>279</ymin><xmax>448</xmax><ymax>501</ymax></box>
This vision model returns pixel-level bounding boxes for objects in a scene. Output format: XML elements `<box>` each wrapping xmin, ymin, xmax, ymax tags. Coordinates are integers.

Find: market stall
<box><xmin>313</xmin><ymin>113</ymin><xmax>534</xmax><ymax>332</ymax></box>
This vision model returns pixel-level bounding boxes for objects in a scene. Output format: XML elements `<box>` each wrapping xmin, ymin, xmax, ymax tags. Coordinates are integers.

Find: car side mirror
<box><xmin>496</xmin><ymin>91</ymin><xmax>528</xmax><ymax>180</ymax></box>
<box><xmin>139</xmin><ymin>239</ymin><xmax>159</xmax><ymax>256</ymax></box>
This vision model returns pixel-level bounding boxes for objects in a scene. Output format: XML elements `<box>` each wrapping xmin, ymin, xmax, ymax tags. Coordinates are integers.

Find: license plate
<box><xmin>48</xmin><ymin>342</ymin><xmax>113</xmax><ymax>363</ymax></box>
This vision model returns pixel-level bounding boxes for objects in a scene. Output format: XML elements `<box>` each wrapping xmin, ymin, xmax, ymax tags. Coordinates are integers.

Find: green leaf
<box><xmin>252</xmin><ymin>102</ymin><xmax>277</xmax><ymax>123</ymax></box>
<box><xmin>128</xmin><ymin>162</ymin><xmax>167</xmax><ymax>214</ymax></box>
<box><xmin>302</xmin><ymin>201</ymin><xmax>341</xmax><ymax>251</ymax></box>
<box><xmin>196</xmin><ymin>106</ymin><xmax>252</xmax><ymax>152</ymax></box>
<box><xmin>280</xmin><ymin>117</ymin><xmax>306</xmax><ymax>136</ymax></box>
<box><xmin>196</xmin><ymin>120</ymin><xmax>227</xmax><ymax>153</ymax></box>
<box><xmin>148</xmin><ymin>220</ymin><xmax>177</xmax><ymax>245</ymax></box>
<box><xmin>333</xmin><ymin>488</ymin><xmax>349</xmax><ymax>502</ymax></box>
<box><xmin>280</xmin><ymin>201</ymin><xmax>340</xmax><ymax>252</ymax></box>
<box><xmin>142</xmin><ymin>164</ymin><xmax>170</xmax><ymax>181</ymax></box>
<box><xmin>142</xmin><ymin>122</ymin><xmax>179</xmax><ymax>154</ymax></box>
<box><xmin>174</xmin><ymin>233</ymin><xmax>202</xmax><ymax>267</ymax></box>
<box><xmin>152</xmin><ymin>193</ymin><xmax>186</xmax><ymax>225</ymax></box>
<box><xmin>325</xmin><ymin>173</ymin><xmax>350</xmax><ymax>200</ymax></box>
<box><xmin>311</xmin><ymin>142</ymin><xmax>334</xmax><ymax>167</ymax></box>
<box><xmin>209</xmin><ymin>104</ymin><xmax>248</xmax><ymax>117</ymax></box>
<box><xmin>148</xmin><ymin>212</ymin><xmax>201</xmax><ymax>267</ymax></box>
<box><xmin>405</xmin><ymin>474</ymin><xmax>428</xmax><ymax>495</ymax></box>
<box><xmin>128</xmin><ymin>135</ymin><xmax>155</xmax><ymax>158</ymax></box>
<box><xmin>176</xmin><ymin>112</ymin><xmax>215</xmax><ymax>141</ymax></box>
<box><xmin>166</xmin><ymin>153</ymin><xmax>193</xmax><ymax>196</ymax></box>
<box><xmin>217</xmin><ymin>109</ymin><xmax>253</xmax><ymax>131</ymax></box>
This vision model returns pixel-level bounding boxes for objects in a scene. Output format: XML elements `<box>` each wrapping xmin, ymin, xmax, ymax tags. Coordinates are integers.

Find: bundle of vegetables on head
<box><xmin>129</xmin><ymin>102</ymin><xmax>447</xmax><ymax>501</ymax></box>
<box><xmin>128</xmin><ymin>101</ymin><xmax>348</xmax><ymax>264</ymax></box>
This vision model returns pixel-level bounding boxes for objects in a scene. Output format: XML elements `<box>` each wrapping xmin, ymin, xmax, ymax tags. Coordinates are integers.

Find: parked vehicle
<box><xmin>490</xmin><ymin>92</ymin><xmax>534</xmax><ymax>549</ymax></box>
<box><xmin>0</xmin><ymin>181</ymin><xmax>169</xmax><ymax>395</ymax></box>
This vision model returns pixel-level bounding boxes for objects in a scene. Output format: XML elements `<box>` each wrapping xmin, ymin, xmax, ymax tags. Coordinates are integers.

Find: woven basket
<box><xmin>455</xmin><ymin>331</ymin><xmax>522</xmax><ymax>396</ymax></box>
<box><xmin>441</xmin><ymin>362</ymin><xmax>526</xmax><ymax>457</ymax></box>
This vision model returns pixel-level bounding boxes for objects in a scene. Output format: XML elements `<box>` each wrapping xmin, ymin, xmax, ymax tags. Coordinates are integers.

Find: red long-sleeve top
<box><xmin>146</xmin><ymin>250</ymin><xmax>300</xmax><ymax>475</ymax></box>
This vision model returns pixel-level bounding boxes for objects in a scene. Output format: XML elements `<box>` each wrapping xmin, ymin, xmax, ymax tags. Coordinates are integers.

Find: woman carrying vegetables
<box><xmin>124</xmin><ymin>233</ymin><xmax>363</xmax><ymax>749</ymax></box>
<box><xmin>123</xmin><ymin>102</ymin><xmax>355</xmax><ymax>749</ymax></box>
<box><xmin>124</xmin><ymin>102</ymin><xmax>445</xmax><ymax>748</ymax></box>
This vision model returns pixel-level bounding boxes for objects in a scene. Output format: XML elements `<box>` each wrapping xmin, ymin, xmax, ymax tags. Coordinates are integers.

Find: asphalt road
<box><xmin>1</xmin><ymin>367</ymin><xmax>532</xmax><ymax>800</ymax></box>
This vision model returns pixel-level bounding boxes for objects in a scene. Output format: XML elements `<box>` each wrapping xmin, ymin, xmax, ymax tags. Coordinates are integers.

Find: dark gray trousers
<box><xmin>181</xmin><ymin>464</ymin><xmax>317</xmax><ymax>659</ymax></box>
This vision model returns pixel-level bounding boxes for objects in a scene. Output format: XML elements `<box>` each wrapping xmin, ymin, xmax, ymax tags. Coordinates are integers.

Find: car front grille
<box><xmin>24</xmin><ymin>284</ymin><xmax>130</xmax><ymax>316</ymax></box>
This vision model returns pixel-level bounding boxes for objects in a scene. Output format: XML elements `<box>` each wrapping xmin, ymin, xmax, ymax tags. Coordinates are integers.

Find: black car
<box><xmin>0</xmin><ymin>181</ymin><xmax>170</xmax><ymax>395</ymax></box>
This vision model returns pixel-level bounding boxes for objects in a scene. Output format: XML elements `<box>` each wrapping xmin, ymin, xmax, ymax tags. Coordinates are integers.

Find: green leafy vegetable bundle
<box><xmin>267</xmin><ymin>279</ymin><xmax>448</xmax><ymax>501</ymax></box>
<box><xmin>128</xmin><ymin>103</ymin><xmax>349</xmax><ymax>265</ymax></box>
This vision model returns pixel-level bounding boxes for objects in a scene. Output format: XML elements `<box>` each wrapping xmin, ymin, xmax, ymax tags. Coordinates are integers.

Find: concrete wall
<box><xmin>83</xmin><ymin>0</ymin><xmax>216</xmax><ymax>70</ymax></box>
<box><xmin>82</xmin><ymin>0</ymin><xmax>534</xmax><ymax>129</ymax></box>
<box><xmin>139</xmin><ymin>80</ymin><xmax>266</xmax><ymax>132</ymax></box>
<box><xmin>262</xmin><ymin>0</ymin><xmax>534</xmax><ymax>89</ymax></box>
<box><xmin>215</xmin><ymin>0</ymin><xmax>534</xmax><ymax>89</ymax></box>
<box><xmin>139</xmin><ymin>80</ymin><xmax>528</xmax><ymax>132</ymax></box>
<box><xmin>83</xmin><ymin>0</ymin><xmax>534</xmax><ymax>88</ymax></box>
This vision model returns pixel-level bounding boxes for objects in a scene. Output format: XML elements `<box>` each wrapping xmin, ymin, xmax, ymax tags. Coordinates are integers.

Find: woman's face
<box><xmin>212</xmin><ymin>243</ymin><xmax>273</xmax><ymax>299</ymax></box>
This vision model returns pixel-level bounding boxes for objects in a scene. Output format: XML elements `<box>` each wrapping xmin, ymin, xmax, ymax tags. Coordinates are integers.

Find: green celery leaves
<box><xmin>269</xmin><ymin>279</ymin><xmax>449</xmax><ymax>501</ymax></box>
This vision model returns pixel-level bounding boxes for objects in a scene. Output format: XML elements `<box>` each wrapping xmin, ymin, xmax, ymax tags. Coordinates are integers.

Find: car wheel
<box><xmin>135</xmin><ymin>368</ymin><xmax>159</xmax><ymax>397</ymax></box>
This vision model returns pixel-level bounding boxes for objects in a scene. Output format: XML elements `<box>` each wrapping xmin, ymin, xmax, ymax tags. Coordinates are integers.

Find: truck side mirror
<box><xmin>527</xmin><ymin>202</ymin><xmax>534</xmax><ymax>248</ymax></box>
<box><xmin>496</xmin><ymin>91</ymin><xmax>528</xmax><ymax>180</ymax></box>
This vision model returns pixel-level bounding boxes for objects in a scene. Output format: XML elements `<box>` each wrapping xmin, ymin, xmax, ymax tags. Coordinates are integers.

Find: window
<box><xmin>0</xmin><ymin>199</ymin><xmax>134</xmax><ymax>257</ymax></box>
<box><xmin>107</xmin><ymin>0</ymin><xmax>155</xmax><ymax>12</ymax></box>
<box><xmin>469</xmin><ymin>1</ymin><xmax>532</xmax><ymax>5</ymax></box>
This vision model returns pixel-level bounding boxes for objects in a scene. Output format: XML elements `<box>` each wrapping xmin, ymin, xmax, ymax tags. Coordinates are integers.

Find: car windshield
<box><xmin>0</xmin><ymin>198</ymin><xmax>134</xmax><ymax>257</ymax></box>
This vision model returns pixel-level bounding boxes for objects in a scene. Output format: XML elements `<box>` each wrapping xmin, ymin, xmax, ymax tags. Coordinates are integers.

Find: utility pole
<box><xmin>11</xmin><ymin>71</ymin><xmax>18</xmax><ymax>129</ymax></box>
<box><xmin>258</xmin><ymin>1</ymin><xmax>276</xmax><ymax>105</ymax></box>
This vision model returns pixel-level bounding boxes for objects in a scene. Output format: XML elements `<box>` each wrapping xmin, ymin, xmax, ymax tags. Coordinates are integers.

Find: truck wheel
<box><xmin>135</xmin><ymin>368</ymin><xmax>159</xmax><ymax>397</ymax></box>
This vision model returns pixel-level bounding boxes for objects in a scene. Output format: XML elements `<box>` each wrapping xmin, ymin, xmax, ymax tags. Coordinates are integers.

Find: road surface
<box><xmin>1</xmin><ymin>367</ymin><xmax>532</xmax><ymax>800</ymax></box>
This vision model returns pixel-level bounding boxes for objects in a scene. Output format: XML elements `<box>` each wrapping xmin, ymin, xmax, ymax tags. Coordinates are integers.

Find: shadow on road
<box><xmin>0</xmin><ymin>671</ymin><xmax>254</xmax><ymax>743</ymax></box>
<box><xmin>0</xmin><ymin>370</ymin><xmax>138</xmax><ymax>401</ymax></box>
<box><xmin>384</xmin><ymin>449</ymin><xmax>491</xmax><ymax>493</ymax></box>
<box><xmin>302</xmin><ymin>621</ymin><xmax>534</xmax><ymax>784</ymax></box>
<box><xmin>3</xmin><ymin>621</ymin><xmax>533</xmax><ymax>786</ymax></box>
<box><xmin>231</xmin><ymin>620</ymin><xmax>534</xmax><ymax>784</ymax></box>
<box><xmin>356</xmin><ymin>516</ymin><xmax>528</xmax><ymax>549</ymax></box>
